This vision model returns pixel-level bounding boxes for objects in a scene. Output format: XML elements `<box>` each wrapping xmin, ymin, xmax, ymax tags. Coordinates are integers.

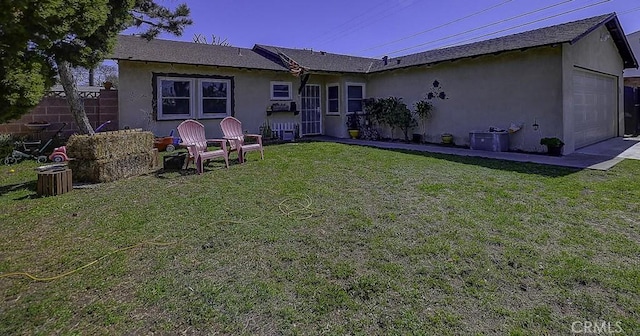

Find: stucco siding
<box><xmin>367</xmin><ymin>46</ymin><xmax>563</xmax><ymax>152</ymax></box>
<box><xmin>562</xmin><ymin>25</ymin><xmax>625</xmax><ymax>153</ymax></box>
<box><xmin>319</xmin><ymin>75</ymin><xmax>347</xmax><ymax>137</ymax></box>
<box><xmin>118</xmin><ymin>61</ymin><xmax>300</xmax><ymax>138</ymax></box>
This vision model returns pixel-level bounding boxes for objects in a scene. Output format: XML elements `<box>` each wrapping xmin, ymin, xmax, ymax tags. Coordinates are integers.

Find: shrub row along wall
<box><xmin>0</xmin><ymin>89</ymin><xmax>119</xmax><ymax>140</ymax></box>
<box><xmin>67</xmin><ymin>129</ymin><xmax>154</xmax><ymax>183</ymax></box>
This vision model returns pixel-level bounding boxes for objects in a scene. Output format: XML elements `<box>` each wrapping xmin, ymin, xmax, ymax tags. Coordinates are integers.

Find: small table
<box><xmin>37</xmin><ymin>168</ymin><xmax>72</xmax><ymax>196</ymax></box>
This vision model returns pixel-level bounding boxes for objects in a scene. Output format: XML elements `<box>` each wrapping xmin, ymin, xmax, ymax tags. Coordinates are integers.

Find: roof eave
<box><xmin>570</xmin><ymin>13</ymin><xmax>638</xmax><ymax>69</ymax></box>
<box><xmin>113</xmin><ymin>58</ymin><xmax>290</xmax><ymax>72</ymax></box>
<box><xmin>606</xmin><ymin>16</ymin><xmax>639</xmax><ymax>69</ymax></box>
<box><xmin>310</xmin><ymin>70</ymin><xmax>370</xmax><ymax>75</ymax></box>
<box><xmin>370</xmin><ymin>43</ymin><xmax>562</xmax><ymax>74</ymax></box>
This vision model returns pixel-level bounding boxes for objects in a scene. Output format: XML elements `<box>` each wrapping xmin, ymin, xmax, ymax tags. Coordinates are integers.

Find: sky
<box><xmin>141</xmin><ymin>0</ymin><xmax>640</xmax><ymax>59</ymax></box>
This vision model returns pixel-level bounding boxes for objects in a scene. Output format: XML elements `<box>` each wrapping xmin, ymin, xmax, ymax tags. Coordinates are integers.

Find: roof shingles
<box><xmin>370</xmin><ymin>13</ymin><xmax>620</xmax><ymax>72</ymax></box>
<box><xmin>112</xmin><ymin>35</ymin><xmax>288</xmax><ymax>71</ymax></box>
<box><xmin>112</xmin><ymin>13</ymin><xmax>636</xmax><ymax>73</ymax></box>
<box><xmin>253</xmin><ymin>45</ymin><xmax>376</xmax><ymax>73</ymax></box>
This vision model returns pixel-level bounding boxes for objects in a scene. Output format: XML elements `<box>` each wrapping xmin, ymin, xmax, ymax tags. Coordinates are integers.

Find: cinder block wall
<box><xmin>625</xmin><ymin>77</ymin><xmax>640</xmax><ymax>88</ymax></box>
<box><xmin>0</xmin><ymin>89</ymin><xmax>119</xmax><ymax>140</ymax></box>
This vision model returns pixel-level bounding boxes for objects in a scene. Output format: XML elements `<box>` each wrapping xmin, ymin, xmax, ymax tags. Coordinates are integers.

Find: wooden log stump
<box><xmin>37</xmin><ymin>169</ymin><xmax>73</xmax><ymax>196</ymax></box>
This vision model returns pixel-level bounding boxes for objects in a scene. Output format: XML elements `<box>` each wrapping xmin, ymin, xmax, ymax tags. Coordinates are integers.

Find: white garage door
<box><xmin>572</xmin><ymin>70</ymin><xmax>617</xmax><ymax>148</ymax></box>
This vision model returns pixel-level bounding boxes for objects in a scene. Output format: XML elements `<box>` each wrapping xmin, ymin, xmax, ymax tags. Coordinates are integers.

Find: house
<box><xmin>112</xmin><ymin>13</ymin><xmax>637</xmax><ymax>155</ymax></box>
<box><xmin>624</xmin><ymin>30</ymin><xmax>640</xmax><ymax>87</ymax></box>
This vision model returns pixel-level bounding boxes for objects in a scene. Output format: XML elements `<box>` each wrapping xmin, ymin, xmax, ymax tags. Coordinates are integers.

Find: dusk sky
<box><xmin>141</xmin><ymin>0</ymin><xmax>640</xmax><ymax>58</ymax></box>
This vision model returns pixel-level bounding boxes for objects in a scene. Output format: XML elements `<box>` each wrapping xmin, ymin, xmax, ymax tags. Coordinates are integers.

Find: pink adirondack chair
<box><xmin>220</xmin><ymin>116</ymin><xmax>264</xmax><ymax>163</ymax></box>
<box><xmin>177</xmin><ymin>120</ymin><xmax>229</xmax><ymax>174</ymax></box>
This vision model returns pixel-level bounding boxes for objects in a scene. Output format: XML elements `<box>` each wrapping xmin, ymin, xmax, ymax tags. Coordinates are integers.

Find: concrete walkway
<box><xmin>315</xmin><ymin>136</ymin><xmax>640</xmax><ymax>170</ymax></box>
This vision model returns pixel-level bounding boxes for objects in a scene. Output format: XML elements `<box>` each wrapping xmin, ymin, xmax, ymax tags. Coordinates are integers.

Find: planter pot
<box><xmin>103</xmin><ymin>82</ymin><xmax>113</xmax><ymax>90</ymax></box>
<box><xmin>546</xmin><ymin>145</ymin><xmax>563</xmax><ymax>156</ymax></box>
<box><xmin>25</xmin><ymin>122</ymin><xmax>51</xmax><ymax>131</ymax></box>
<box><xmin>441</xmin><ymin>133</ymin><xmax>453</xmax><ymax>144</ymax></box>
<box><xmin>348</xmin><ymin>129</ymin><xmax>360</xmax><ymax>139</ymax></box>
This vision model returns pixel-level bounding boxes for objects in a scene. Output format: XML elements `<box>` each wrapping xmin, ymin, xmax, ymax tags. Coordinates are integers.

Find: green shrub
<box><xmin>0</xmin><ymin>133</ymin><xmax>14</xmax><ymax>158</ymax></box>
<box><xmin>540</xmin><ymin>137</ymin><xmax>564</xmax><ymax>147</ymax></box>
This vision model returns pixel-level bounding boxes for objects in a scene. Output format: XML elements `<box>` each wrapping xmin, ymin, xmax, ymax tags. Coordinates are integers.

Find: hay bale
<box><xmin>67</xmin><ymin>129</ymin><xmax>153</xmax><ymax>160</ymax></box>
<box><xmin>151</xmin><ymin>148</ymin><xmax>160</xmax><ymax>169</ymax></box>
<box><xmin>69</xmin><ymin>150</ymin><xmax>154</xmax><ymax>183</ymax></box>
<box><xmin>66</xmin><ymin>129</ymin><xmax>155</xmax><ymax>183</ymax></box>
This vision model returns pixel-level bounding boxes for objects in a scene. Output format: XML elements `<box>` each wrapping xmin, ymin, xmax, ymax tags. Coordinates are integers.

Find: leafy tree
<box><xmin>0</xmin><ymin>0</ymin><xmax>192</xmax><ymax>133</ymax></box>
<box><xmin>0</xmin><ymin>54</ymin><xmax>56</xmax><ymax>123</ymax></box>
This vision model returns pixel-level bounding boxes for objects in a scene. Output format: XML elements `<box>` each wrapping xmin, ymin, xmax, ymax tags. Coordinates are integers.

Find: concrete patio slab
<box><xmin>314</xmin><ymin>136</ymin><xmax>640</xmax><ymax>171</ymax></box>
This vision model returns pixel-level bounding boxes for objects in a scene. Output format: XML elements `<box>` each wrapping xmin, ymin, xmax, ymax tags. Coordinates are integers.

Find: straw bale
<box><xmin>69</xmin><ymin>150</ymin><xmax>154</xmax><ymax>183</ymax></box>
<box><xmin>67</xmin><ymin>130</ymin><xmax>153</xmax><ymax>160</ymax></box>
<box><xmin>151</xmin><ymin>148</ymin><xmax>160</xmax><ymax>169</ymax></box>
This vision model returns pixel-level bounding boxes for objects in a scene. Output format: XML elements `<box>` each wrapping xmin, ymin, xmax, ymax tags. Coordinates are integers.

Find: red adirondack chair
<box><xmin>177</xmin><ymin>120</ymin><xmax>229</xmax><ymax>174</ymax></box>
<box><xmin>220</xmin><ymin>116</ymin><xmax>264</xmax><ymax>163</ymax></box>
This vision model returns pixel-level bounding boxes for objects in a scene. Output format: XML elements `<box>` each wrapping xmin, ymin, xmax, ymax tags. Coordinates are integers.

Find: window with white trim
<box><xmin>156</xmin><ymin>75</ymin><xmax>233</xmax><ymax>120</ymax></box>
<box><xmin>271</xmin><ymin>81</ymin><xmax>292</xmax><ymax>100</ymax></box>
<box><xmin>346</xmin><ymin>83</ymin><xmax>365</xmax><ymax>114</ymax></box>
<box><xmin>326</xmin><ymin>84</ymin><xmax>339</xmax><ymax>115</ymax></box>
<box><xmin>158</xmin><ymin>77</ymin><xmax>193</xmax><ymax>120</ymax></box>
<box><xmin>200</xmin><ymin>79</ymin><xmax>231</xmax><ymax>118</ymax></box>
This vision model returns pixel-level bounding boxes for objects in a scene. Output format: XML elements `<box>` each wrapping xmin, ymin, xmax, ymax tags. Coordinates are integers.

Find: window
<box><xmin>326</xmin><ymin>84</ymin><xmax>339</xmax><ymax>115</ymax></box>
<box><xmin>156</xmin><ymin>75</ymin><xmax>233</xmax><ymax>120</ymax></box>
<box><xmin>158</xmin><ymin>78</ymin><xmax>193</xmax><ymax>120</ymax></box>
<box><xmin>271</xmin><ymin>81</ymin><xmax>292</xmax><ymax>100</ymax></box>
<box><xmin>200</xmin><ymin>79</ymin><xmax>231</xmax><ymax>118</ymax></box>
<box><xmin>346</xmin><ymin>83</ymin><xmax>365</xmax><ymax>114</ymax></box>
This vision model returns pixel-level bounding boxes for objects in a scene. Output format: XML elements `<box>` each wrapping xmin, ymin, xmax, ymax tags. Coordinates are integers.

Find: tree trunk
<box><xmin>58</xmin><ymin>60</ymin><xmax>94</xmax><ymax>135</ymax></box>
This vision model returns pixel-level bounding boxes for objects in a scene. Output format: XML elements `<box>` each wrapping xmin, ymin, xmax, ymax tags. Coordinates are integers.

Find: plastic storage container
<box><xmin>469</xmin><ymin>131</ymin><xmax>509</xmax><ymax>152</ymax></box>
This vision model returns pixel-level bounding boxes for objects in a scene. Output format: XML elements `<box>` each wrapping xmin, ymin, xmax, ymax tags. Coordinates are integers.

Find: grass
<box><xmin>0</xmin><ymin>142</ymin><xmax>639</xmax><ymax>335</ymax></box>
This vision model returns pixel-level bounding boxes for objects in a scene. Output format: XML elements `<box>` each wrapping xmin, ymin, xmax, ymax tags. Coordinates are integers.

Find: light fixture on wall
<box><xmin>600</xmin><ymin>32</ymin><xmax>611</xmax><ymax>42</ymax></box>
<box><xmin>532</xmin><ymin>118</ymin><xmax>539</xmax><ymax>131</ymax></box>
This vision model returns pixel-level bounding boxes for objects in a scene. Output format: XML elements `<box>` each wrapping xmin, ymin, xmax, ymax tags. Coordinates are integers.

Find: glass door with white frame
<box><xmin>301</xmin><ymin>84</ymin><xmax>322</xmax><ymax>136</ymax></box>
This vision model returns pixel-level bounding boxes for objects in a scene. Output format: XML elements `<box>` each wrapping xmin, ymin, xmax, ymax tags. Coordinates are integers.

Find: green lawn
<box><xmin>1</xmin><ymin>142</ymin><xmax>639</xmax><ymax>335</ymax></box>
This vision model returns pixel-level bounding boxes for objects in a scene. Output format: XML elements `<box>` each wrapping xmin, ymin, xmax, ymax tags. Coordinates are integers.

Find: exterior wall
<box><xmin>309</xmin><ymin>74</ymin><xmax>346</xmax><ymax>138</ymax></box>
<box><xmin>117</xmin><ymin>27</ymin><xmax>627</xmax><ymax>152</ymax></box>
<box><xmin>367</xmin><ymin>46</ymin><xmax>563</xmax><ymax>152</ymax></box>
<box><xmin>118</xmin><ymin>60</ymin><xmax>370</xmax><ymax>139</ymax></box>
<box><xmin>562</xmin><ymin>25</ymin><xmax>625</xmax><ymax>153</ymax></box>
<box><xmin>0</xmin><ymin>89</ymin><xmax>118</xmax><ymax>140</ymax></box>
<box><xmin>623</xmin><ymin>31</ymin><xmax>640</xmax><ymax>78</ymax></box>
<box><xmin>334</xmin><ymin>75</ymin><xmax>368</xmax><ymax>138</ymax></box>
<box><xmin>118</xmin><ymin>61</ymin><xmax>300</xmax><ymax>138</ymax></box>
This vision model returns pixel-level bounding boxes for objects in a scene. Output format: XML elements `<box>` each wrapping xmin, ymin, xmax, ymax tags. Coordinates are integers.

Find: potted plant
<box><xmin>24</xmin><ymin>121</ymin><xmax>51</xmax><ymax>130</ymax></box>
<box><xmin>259</xmin><ymin>122</ymin><xmax>273</xmax><ymax>139</ymax></box>
<box><xmin>441</xmin><ymin>133</ymin><xmax>453</xmax><ymax>144</ymax></box>
<box><xmin>423</xmin><ymin>80</ymin><xmax>449</xmax><ymax>143</ymax></box>
<box><xmin>413</xmin><ymin>99</ymin><xmax>433</xmax><ymax>143</ymax></box>
<box><xmin>540</xmin><ymin>137</ymin><xmax>564</xmax><ymax>156</ymax></box>
<box><xmin>346</xmin><ymin>112</ymin><xmax>361</xmax><ymax>139</ymax></box>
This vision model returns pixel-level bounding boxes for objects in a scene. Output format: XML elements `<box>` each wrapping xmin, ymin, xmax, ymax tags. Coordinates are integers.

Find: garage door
<box><xmin>572</xmin><ymin>70</ymin><xmax>617</xmax><ymax>148</ymax></box>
